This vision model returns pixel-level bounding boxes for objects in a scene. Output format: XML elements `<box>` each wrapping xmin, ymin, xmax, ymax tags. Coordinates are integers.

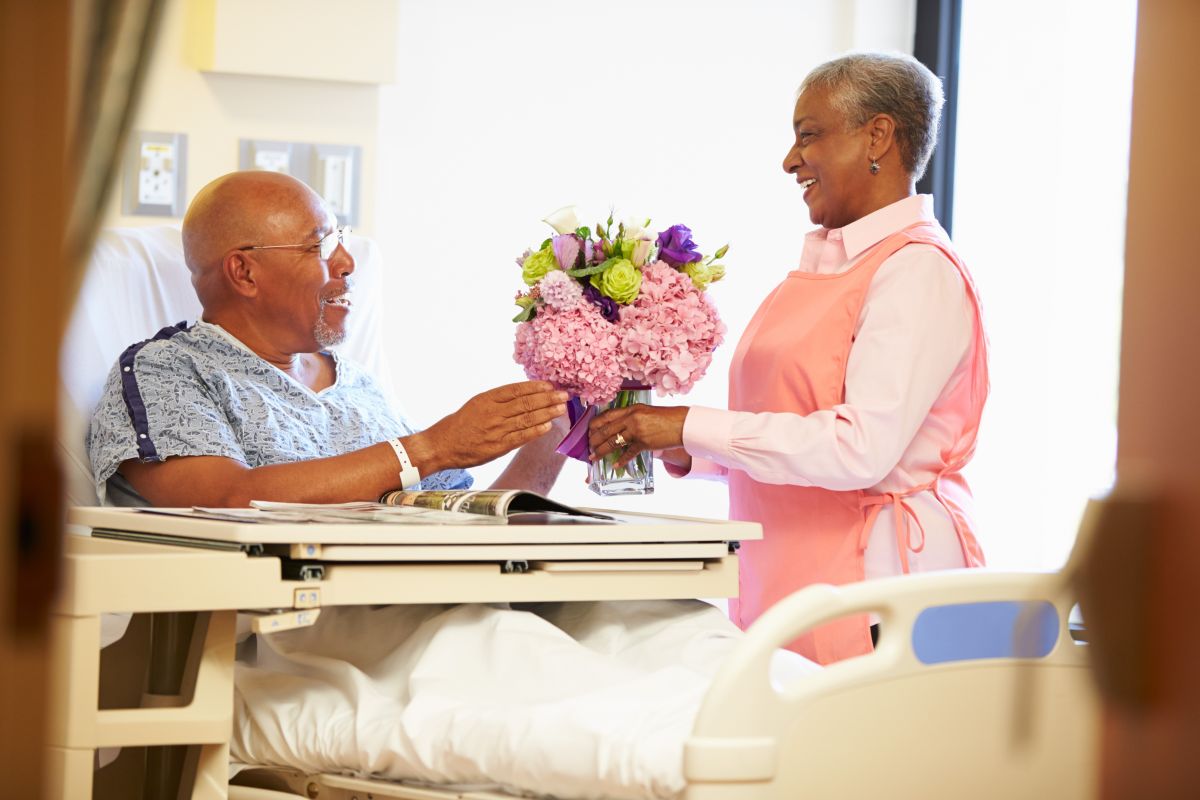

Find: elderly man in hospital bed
<box><xmin>85</xmin><ymin>170</ymin><xmax>806</xmax><ymax>799</ymax></box>
<box><xmin>87</xmin><ymin>170</ymin><xmax>569</xmax><ymax>507</ymax></box>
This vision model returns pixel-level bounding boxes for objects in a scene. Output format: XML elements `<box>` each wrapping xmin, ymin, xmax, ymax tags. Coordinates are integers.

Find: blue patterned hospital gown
<box><xmin>87</xmin><ymin>321</ymin><xmax>472</xmax><ymax>505</ymax></box>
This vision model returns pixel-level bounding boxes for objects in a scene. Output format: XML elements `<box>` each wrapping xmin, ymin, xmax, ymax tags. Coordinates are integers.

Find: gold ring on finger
<box><xmin>613</xmin><ymin>433</ymin><xmax>627</xmax><ymax>447</ymax></box>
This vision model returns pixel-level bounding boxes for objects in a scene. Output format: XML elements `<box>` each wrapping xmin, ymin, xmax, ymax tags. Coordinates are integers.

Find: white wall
<box><xmin>376</xmin><ymin>0</ymin><xmax>915</xmax><ymax>514</ymax></box>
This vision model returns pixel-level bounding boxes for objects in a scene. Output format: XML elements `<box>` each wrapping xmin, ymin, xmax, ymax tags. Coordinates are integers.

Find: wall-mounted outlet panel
<box><xmin>238</xmin><ymin>139</ymin><xmax>294</xmax><ymax>174</ymax></box>
<box><xmin>312</xmin><ymin>143</ymin><xmax>361</xmax><ymax>224</ymax></box>
<box><xmin>123</xmin><ymin>131</ymin><xmax>188</xmax><ymax>217</ymax></box>
<box><xmin>236</xmin><ymin>139</ymin><xmax>362</xmax><ymax>226</ymax></box>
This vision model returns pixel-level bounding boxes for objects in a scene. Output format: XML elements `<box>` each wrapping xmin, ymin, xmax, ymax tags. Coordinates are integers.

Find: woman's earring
<box><xmin>869</xmin><ymin>159</ymin><xmax>881</xmax><ymax>175</ymax></box>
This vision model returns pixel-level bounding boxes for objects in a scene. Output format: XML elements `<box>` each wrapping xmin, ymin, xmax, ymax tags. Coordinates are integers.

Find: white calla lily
<box><xmin>543</xmin><ymin>206</ymin><xmax>581</xmax><ymax>235</ymax></box>
<box><xmin>631</xmin><ymin>239</ymin><xmax>652</xmax><ymax>267</ymax></box>
<box><xmin>622</xmin><ymin>216</ymin><xmax>651</xmax><ymax>241</ymax></box>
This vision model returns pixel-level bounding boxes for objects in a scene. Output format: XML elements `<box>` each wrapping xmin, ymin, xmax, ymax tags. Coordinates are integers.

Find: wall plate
<box><xmin>236</xmin><ymin>139</ymin><xmax>361</xmax><ymax>226</ymax></box>
<box><xmin>311</xmin><ymin>143</ymin><xmax>362</xmax><ymax>226</ymax></box>
<box><xmin>122</xmin><ymin>131</ymin><xmax>188</xmax><ymax>217</ymax></box>
<box><xmin>238</xmin><ymin>139</ymin><xmax>294</xmax><ymax>174</ymax></box>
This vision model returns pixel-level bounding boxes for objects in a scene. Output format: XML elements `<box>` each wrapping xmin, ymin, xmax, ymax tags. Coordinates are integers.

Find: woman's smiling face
<box><xmin>782</xmin><ymin>87</ymin><xmax>876</xmax><ymax>230</ymax></box>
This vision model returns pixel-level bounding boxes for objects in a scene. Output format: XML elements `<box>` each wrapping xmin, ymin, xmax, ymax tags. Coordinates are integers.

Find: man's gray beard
<box><xmin>314</xmin><ymin>305</ymin><xmax>347</xmax><ymax>348</ymax></box>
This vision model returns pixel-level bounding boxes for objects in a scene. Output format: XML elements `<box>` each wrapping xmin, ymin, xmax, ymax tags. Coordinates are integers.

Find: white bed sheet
<box><xmin>231</xmin><ymin>600</ymin><xmax>818</xmax><ymax>799</ymax></box>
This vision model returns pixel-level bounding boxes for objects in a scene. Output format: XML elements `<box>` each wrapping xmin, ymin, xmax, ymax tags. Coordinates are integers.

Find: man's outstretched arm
<box><xmin>119</xmin><ymin>381</ymin><xmax>568</xmax><ymax>507</ymax></box>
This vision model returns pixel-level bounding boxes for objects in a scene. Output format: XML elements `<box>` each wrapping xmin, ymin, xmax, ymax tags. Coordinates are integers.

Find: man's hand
<box><xmin>588</xmin><ymin>404</ymin><xmax>689</xmax><ymax>470</ymax></box>
<box><xmin>410</xmin><ymin>381</ymin><xmax>569</xmax><ymax>473</ymax></box>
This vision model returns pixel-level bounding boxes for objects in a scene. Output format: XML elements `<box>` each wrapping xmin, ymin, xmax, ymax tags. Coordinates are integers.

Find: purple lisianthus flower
<box><xmin>655</xmin><ymin>224</ymin><xmax>704</xmax><ymax>266</ymax></box>
<box><xmin>582</xmin><ymin>284</ymin><xmax>621</xmax><ymax>323</ymax></box>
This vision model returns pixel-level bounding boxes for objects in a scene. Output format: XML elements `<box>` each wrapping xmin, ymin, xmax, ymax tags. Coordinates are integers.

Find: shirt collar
<box><xmin>195</xmin><ymin>319</ymin><xmax>259</xmax><ymax>357</ymax></box>
<box><xmin>839</xmin><ymin>194</ymin><xmax>937</xmax><ymax>261</ymax></box>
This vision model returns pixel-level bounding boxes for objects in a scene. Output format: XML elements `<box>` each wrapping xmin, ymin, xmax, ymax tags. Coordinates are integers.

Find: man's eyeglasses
<box><xmin>239</xmin><ymin>226</ymin><xmax>351</xmax><ymax>261</ymax></box>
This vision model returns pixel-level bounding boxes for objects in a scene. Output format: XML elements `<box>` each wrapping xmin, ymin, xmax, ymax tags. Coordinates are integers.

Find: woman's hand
<box><xmin>588</xmin><ymin>405</ymin><xmax>689</xmax><ymax>470</ymax></box>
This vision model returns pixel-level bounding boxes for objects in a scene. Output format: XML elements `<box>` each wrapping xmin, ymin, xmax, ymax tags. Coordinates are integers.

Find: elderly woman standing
<box><xmin>589</xmin><ymin>53</ymin><xmax>988</xmax><ymax>665</ymax></box>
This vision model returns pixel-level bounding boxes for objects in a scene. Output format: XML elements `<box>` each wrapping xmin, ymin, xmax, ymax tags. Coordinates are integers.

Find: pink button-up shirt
<box><xmin>680</xmin><ymin>195</ymin><xmax>977</xmax><ymax>579</ymax></box>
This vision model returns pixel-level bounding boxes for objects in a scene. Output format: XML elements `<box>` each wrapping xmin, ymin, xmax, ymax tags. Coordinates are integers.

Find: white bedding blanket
<box><xmin>232</xmin><ymin>600</ymin><xmax>818</xmax><ymax>799</ymax></box>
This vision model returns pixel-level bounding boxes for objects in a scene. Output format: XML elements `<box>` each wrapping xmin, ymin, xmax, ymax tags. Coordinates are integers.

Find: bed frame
<box><xmin>230</xmin><ymin>573</ymin><xmax>1098</xmax><ymax>800</ymax></box>
<box><xmin>50</xmin><ymin>508</ymin><xmax>1098</xmax><ymax>800</ymax></box>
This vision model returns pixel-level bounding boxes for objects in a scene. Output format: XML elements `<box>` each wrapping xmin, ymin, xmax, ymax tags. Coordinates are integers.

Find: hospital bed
<box><xmin>49</xmin><ymin>226</ymin><xmax>1100</xmax><ymax>799</ymax></box>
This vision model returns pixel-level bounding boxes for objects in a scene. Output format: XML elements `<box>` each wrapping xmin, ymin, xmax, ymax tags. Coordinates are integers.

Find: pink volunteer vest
<box><xmin>727</xmin><ymin>221</ymin><xmax>988</xmax><ymax>665</ymax></box>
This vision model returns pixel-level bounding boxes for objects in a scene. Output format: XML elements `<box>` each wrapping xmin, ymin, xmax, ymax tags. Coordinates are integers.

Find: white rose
<box><xmin>543</xmin><ymin>206</ymin><xmax>581</xmax><ymax>235</ymax></box>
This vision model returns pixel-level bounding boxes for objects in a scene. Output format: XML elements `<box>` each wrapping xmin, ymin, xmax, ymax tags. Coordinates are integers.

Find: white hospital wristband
<box><xmin>387</xmin><ymin>437</ymin><xmax>422</xmax><ymax>490</ymax></box>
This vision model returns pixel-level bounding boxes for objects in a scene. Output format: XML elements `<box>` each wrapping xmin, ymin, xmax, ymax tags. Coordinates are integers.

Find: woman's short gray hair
<box><xmin>800</xmin><ymin>52</ymin><xmax>944</xmax><ymax>181</ymax></box>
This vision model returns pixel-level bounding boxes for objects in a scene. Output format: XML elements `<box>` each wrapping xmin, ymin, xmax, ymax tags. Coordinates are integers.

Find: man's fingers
<box><xmin>501</xmin><ymin>389</ymin><xmax>569</xmax><ymax>418</ymax></box>
<box><xmin>503</xmin><ymin>421</ymin><xmax>553</xmax><ymax>450</ymax></box>
<box><xmin>516</xmin><ymin>405</ymin><xmax>566</xmax><ymax>432</ymax></box>
<box><xmin>492</xmin><ymin>380</ymin><xmax>557</xmax><ymax>403</ymax></box>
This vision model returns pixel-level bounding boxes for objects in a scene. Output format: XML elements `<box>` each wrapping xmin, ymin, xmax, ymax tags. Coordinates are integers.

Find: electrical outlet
<box><xmin>137</xmin><ymin>142</ymin><xmax>177</xmax><ymax>205</ymax></box>
<box><xmin>237</xmin><ymin>139</ymin><xmax>362</xmax><ymax>226</ymax></box>
<box><xmin>312</xmin><ymin>143</ymin><xmax>361</xmax><ymax>226</ymax></box>
<box><xmin>123</xmin><ymin>131</ymin><xmax>187</xmax><ymax>217</ymax></box>
<box><xmin>319</xmin><ymin>153</ymin><xmax>353</xmax><ymax>217</ymax></box>
<box><xmin>239</xmin><ymin>139</ymin><xmax>293</xmax><ymax>174</ymax></box>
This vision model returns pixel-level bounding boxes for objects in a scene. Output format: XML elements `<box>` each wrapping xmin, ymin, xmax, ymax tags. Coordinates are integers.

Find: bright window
<box><xmin>953</xmin><ymin>0</ymin><xmax>1138</xmax><ymax>568</ymax></box>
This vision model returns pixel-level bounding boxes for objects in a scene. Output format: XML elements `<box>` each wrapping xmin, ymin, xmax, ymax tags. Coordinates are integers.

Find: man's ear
<box><xmin>224</xmin><ymin>251</ymin><xmax>258</xmax><ymax>298</ymax></box>
<box><xmin>865</xmin><ymin>112</ymin><xmax>898</xmax><ymax>160</ymax></box>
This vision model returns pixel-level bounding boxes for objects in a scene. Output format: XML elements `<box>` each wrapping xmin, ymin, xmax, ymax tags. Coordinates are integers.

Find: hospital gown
<box><xmin>86</xmin><ymin>319</ymin><xmax>472</xmax><ymax>504</ymax></box>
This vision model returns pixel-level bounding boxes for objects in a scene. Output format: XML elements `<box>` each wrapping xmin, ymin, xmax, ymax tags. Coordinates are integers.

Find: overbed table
<box><xmin>47</xmin><ymin>506</ymin><xmax>758</xmax><ymax>799</ymax></box>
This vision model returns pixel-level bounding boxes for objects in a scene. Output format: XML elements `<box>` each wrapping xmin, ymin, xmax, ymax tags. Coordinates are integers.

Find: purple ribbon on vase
<box><xmin>555</xmin><ymin>396</ymin><xmax>597</xmax><ymax>462</ymax></box>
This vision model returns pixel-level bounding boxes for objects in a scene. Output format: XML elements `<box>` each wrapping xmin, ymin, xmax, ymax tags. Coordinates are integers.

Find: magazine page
<box><xmin>379</xmin><ymin>490</ymin><xmax>612</xmax><ymax>520</ymax></box>
<box><xmin>229</xmin><ymin>500</ymin><xmax>506</xmax><ymax>525</ymax></box>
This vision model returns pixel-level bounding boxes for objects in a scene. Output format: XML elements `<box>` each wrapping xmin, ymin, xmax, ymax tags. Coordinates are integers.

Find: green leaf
<box><xmin>567</xmin><ymin>257</ymin><xmax>617</xmax><ymax>278</ymax></box>
<box><xmin>540</xmin><ymin>237</ymin><xmax>553</xmax><ymax>250</ymax></box>
<box><xmin>512</xmin><ymin>304</ymin><xmax>537</xmax><ymax>323</ymax></box>
<box><xmin>575</xmin><ymin>226</ymin><xmax>591</xmax><ymax>239</ymax></box>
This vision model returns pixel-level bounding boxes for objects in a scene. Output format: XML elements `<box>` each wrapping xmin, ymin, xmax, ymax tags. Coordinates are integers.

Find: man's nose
<box><xmin>329</xmin><ymin>244</ymin><xmax>355</xmax><ymax>278</ymax></box>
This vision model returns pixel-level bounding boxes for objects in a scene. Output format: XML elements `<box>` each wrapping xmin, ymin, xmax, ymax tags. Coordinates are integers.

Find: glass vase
<box><xmin>588</xmin><ymin>384</ymin><xmax>655</xmax><ymax>496</ymax></box>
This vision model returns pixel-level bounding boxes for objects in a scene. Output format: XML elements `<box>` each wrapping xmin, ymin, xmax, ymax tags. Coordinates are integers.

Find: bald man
<box><xmin>87</xmin><ymin>171</ymin><xmax>568</xmax><ymax>506</ymax></box>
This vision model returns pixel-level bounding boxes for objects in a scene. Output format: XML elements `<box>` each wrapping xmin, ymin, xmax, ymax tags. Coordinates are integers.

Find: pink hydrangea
<box><xmin>514</xmin><ymin>301</ymin><xmax>625</xmax><ymax>405</ymax></box>
<box><xmin>617</xmin><ymin>260</ymin><xmax>726</xmax><ymax>396</ymax></box>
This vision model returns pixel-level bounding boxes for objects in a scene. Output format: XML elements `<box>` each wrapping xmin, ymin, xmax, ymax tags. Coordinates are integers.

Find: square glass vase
<box><xmin>587</xmin><ymin>385</ymin><xmax>655</xmax><ymax>496</ymax></box>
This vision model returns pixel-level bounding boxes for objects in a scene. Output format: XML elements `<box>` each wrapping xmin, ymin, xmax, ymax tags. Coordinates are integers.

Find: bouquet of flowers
<box><xmin>512</xmin><ymin>205</ymin><xmax>728</xmax><ymax>494</ymax></box>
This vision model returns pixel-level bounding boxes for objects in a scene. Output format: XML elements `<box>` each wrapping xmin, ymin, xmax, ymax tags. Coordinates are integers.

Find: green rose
<box><xmin>590</xmin><ymin>258</ymin><xmax>642</xmax><ymax>304</ymax></box>
<box><xmin>522</xmin><ymin>245</ymin><xmax>559</xmax><ymax>286</ymax></box>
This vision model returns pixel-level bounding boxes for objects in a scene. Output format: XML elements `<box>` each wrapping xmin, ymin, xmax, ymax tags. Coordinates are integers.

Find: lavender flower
<box><xmin>655</xmin><ymin>224</ymin><xmax>703</xmax><ymax>266</ymax></box>
<box><xmin>539</xmin><ymin>270</ymin><xmax>584</xmax><ymax>310</ymax></box>
<box><xmin>582</xmin><ymin>284</ymin><xmax>621</xmax><ymax>323</ymax></box>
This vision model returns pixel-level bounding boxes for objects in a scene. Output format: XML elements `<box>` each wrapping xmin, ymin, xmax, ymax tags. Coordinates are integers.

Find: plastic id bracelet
<box><xmin>387</xmin><ymin>437</ymin><xmax>422</xmax><ymax>490</ymax></box>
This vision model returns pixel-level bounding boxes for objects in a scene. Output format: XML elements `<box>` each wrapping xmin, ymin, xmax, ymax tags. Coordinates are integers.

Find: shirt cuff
<box><xmin>663</xmin><ymin>455</ymin><xmax>728</xmax><ymax>481</ymax></box>
<box><xmin>682</xmin><ymin>406</ymin><xmax>738</xmax><ymax>469</ymax></box>
<box><xmin>676</xmin><ymin>402</ymin><xmax>739</xmax><ymax>479</ymax></box>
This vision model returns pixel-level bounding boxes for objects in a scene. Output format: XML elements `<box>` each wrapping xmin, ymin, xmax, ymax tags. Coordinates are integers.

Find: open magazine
<box><xmin>159</xmin><ymin>491</ymin><xmax>615</xmax><ymax>525</ymax></box>
<box><xmin>377</xmin><ymin>489</ymin><xmax>613</xmax><ymax>521</ymax></box>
